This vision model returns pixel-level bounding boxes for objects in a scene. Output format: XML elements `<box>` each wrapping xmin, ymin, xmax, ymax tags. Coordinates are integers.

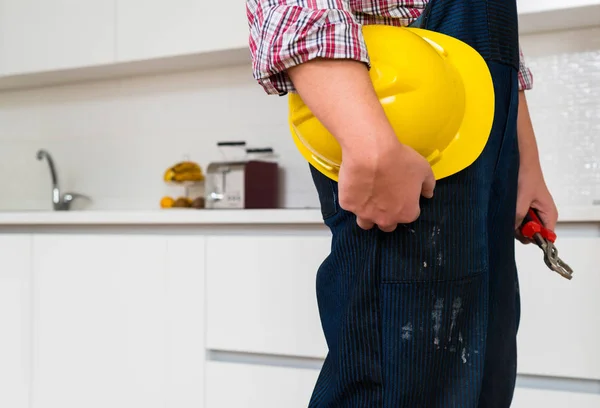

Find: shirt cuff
<box><xmin>248</xmin><ymin>5</ymin><xmax>370</xmax><ymax>95</ymax></box>
<box><xmin>517</xmin><ymin>46</ymin><xmax>533</xmax><ymax>91</ymax></box>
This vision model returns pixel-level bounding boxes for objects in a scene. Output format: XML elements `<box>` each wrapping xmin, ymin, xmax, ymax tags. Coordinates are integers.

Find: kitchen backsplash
<box><xmin>0</xmin><ymin>26</ymin><xmax>598</xmax><ymax>212</ymax></box>
<box><xmin>521</xmin><ymin>26</ymin><xmax>600</xmax><ymax>208</ymax></box>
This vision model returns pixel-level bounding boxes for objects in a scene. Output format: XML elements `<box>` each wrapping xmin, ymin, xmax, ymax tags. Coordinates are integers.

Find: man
<box><xmin>246</xmin><ymin>0</ymin><xmax>558</xmax><ymax>407</ymax></box>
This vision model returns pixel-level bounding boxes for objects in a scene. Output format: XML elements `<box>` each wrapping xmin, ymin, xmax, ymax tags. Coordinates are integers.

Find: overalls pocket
<box><xmin>379</xmin><ymin>274</ymin><xmax>485</xmax><ymax>406</ymax></box>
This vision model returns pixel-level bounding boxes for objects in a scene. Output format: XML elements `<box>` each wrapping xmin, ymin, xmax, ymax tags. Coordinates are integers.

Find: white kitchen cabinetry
<box><xmin>518</xmin><ymin>0</ymin><xmax>600</xmax><ymax>33</ymax></box>
<box><xmin>206</xmin><ymin>362</ymin><xmax>600</xmax><ymax>408</ymax></box>
<box><xmin>1</xmin><ymin>0</ymin><xmax>597</xmax><ymax>88</ymax></box>
<box><xmin>30</xmin><ymin>234</ymin><xmax>205</xmax><ymax>408</ymax></box>
<box><xmin>512</xmin><ymin>387</ymin><xmax>600</xmax><ymax>408</ymax></box>
<box><xmin>518</xmin><ymin>0</ymin><xmax>600</xmax><ymax>13</ymax></box>
<box><xmin>0</xmin><ymin>0</ymin><xmax>115</xmax><ymax>75</ymax></box>
<box><xmin>0</xmin><ymin>234</ymin><xmax>32</xmax><ymax>408</ymax></box>
<box><xmin>0</xmin><ymin>212</ymin><xmax>599</xmax><ymax>408</ymax></box>
<box><xmin>516</xmin><ymin>237</ymin><xmax>600</xmax><ymax>380</ymax></box>
<box><xmin>116</xmin><ymin>0</ymin><xmax>249</xmax><ymax>62</ymax></box>
<box><xmin>205</xmin><ymin>235</ymin><xmax>330</xmax><ymax>359</ymax></box>
<box><xmin>205</xmin><ymin>361</ymin><xmax>320</xmax><ymax>408</ymax></box>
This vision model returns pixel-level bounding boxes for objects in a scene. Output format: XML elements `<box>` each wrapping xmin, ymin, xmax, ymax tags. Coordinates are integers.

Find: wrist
<box><xmin>340</xmin><ymin>125</ymin><xmax>401</xmax><ymax>162</ymax></box>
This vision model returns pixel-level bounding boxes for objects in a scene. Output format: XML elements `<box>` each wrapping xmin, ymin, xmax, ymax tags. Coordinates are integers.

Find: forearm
<box><xmin>517</xmin><ymin>91</ymin><xmax>541</xmax><ymax>168</ymax></box>
<box><xmin>287</xmin><ymin>59</ymin><xmax>398</xmax><ymax>157</ymax></box>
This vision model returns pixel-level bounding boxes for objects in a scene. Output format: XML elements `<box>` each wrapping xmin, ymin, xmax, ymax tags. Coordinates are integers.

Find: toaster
<box><xmin>204</xmin><ymin>147</ymin><xmax>279</xmax><ymax>209</ymax></box>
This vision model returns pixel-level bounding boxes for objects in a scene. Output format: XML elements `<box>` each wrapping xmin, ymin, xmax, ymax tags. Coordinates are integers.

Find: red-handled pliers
<box><xmin>519</xmin><ymin>208</ymin><xmax>574</xmax><ymax>280</ymax></box>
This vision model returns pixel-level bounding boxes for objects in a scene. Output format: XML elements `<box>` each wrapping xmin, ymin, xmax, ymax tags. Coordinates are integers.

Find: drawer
<box><xmin>512</xmin><ymin>387</ymin><xmax>600</xmax><ymax>408</ymax></box>
<box><xmin>516</xmin><ymin>237</ymin><xmax>600</xmax><ymax>379</ymax></box>
<box><xmin>206</xmin><ymin>361</ymin><xmax>600</xmax><ymax>408</ymax></box>
<box><xmin>205</xmin><ymin>361</ymin><xmax>320</xmax><ymax>408</ymax></box>
<box><xmin>206</xmin><ymin>235</ymin><xmax>330</xmax><ymax>358</ymax></box>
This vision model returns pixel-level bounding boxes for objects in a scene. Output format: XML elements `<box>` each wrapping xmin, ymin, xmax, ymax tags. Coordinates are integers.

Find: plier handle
<box><xmin>519</xmin><ymin>208</ymin><xmax>574</xmax><ymax>280</ymax></box>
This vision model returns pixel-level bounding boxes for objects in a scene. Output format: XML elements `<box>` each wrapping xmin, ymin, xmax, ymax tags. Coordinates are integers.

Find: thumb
<box><xmin>421</xmin><ymin>169</ymin><xmax>436</xmax><ymax>199</ymax></box>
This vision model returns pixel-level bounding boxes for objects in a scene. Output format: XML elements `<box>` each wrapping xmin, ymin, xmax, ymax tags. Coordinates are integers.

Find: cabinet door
<box><xmin>206</xmin><ymin>361</ymin><xmax>320</xmax><ymax>408</ymax></box>
<box><xmin>0</xmin><ymin>235</ymin><xmax>32</xmax><ymax>408</ymax></box>
<box><xmin>206</xmin><ymin>234</ymin><xmax>330</xmax><ymax>359</ymax></box>
<box><xmin>512</xmin><ymin>387</ymin><xmax>600</xmax><ymax>408</ymax></box>
<box><xmin>516</xmin><ymin>237</ymin><xmax>600</xmax><ymax>380</ymax></box>
<box><xmin>517</xmin><ymin>0</ymin><xmax>600</xmax><ymax>13</ymax></box>
<box><xmin>31</xmin><ymin>234</ymin><xmax>205</xmax><ymax>408</ymax></box>
<box><xmin>0</xmin><ymin>0</ymin><xmax>115</xmax><ymax>75</ymax></box>
<box><xmin>116</xmin><ymin>0</ymin><xmax>248</xmax><ymax>62</ymax></box>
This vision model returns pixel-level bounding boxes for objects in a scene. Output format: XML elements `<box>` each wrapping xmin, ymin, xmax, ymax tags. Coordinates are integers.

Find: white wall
<box><xmin>0</xmin><ymin>26</ymin><xmax>598</xmax><ymax>212</ymax></box>
<box><xmin>520</xmin><ymin>26</ymin><xmax>600</xmax><ymax>208</ymax></box>
<box><xmin>0</xmin><ymin>65</ymin><xmax>314</xmax><ymax>211</ymax></box>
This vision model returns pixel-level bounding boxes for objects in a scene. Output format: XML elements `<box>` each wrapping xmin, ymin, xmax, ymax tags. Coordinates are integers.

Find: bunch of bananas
<box><xmin>161</xmin><ymin>160</ymin><xmax>205</xmax><ymax>209</ymax></box>
<box><xmin>163</xmin><ymin>161</ymin><xmax>204</xmax><ymax>183</ymax></box>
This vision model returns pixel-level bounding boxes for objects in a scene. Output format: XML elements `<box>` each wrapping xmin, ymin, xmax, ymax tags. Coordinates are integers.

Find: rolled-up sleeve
<box><xmin>246</xmin><ymin>0</ymin><xmax>369</xmax><ymax>95</ymax></box>
<box><xmin>518</xmin><ymin>46</ymin><xmax>533</xmax><ymax>91</ymax></box>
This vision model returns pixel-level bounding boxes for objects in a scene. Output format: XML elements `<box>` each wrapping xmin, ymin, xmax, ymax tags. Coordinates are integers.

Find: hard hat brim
<box><xmin>409</xmin><ymin>28</ymin><xmax>495</xmax><ymax>181</ymax></box>
<box><xmin>289</xmin><ymin>27</ymin><xmax>495</xmax><ymax>182</ymax></box>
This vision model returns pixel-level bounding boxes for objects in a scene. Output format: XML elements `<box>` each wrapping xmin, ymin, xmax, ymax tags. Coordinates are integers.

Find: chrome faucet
<box><xmin>36</xmin><ymin>149</ymin><xmax>90</xmax><ymax>211</ymax></box>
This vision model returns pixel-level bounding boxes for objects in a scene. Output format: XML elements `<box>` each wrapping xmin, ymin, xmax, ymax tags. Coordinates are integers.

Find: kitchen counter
<box><xmin>0</xmin><ymin>205</ymin><xmax>599</xmax><ymax>226</ymax></box>
<box><xmin>1</xmin><ymin>206</ymin><xmax>599</xmax><ymax>408</ymax></box>
<box><xmin>0</xmin><ymin>209</ymin><xmax>325</xmax><ymax>226</ymax></box>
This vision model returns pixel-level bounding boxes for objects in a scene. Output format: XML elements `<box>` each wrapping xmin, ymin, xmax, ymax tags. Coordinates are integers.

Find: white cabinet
<box><xmin>206</xmin><ymin>361</ymin><xmax>320</xmax><ymax>408</ymax></box>
<box><xmin>30</xmin><ymin>234</ymin><xmax>205</xmax><ymax>408</ymax></box>
<box><xmin>516</xmin><ymin>237</ymin><xmax>600</xmax><ymax>380</ymax></box>
<box><xmin>0</xmin><ymin>0</ymin><xmax>115</xmax><ymax>75</ymax></box>
<box><xmin>116</xmin><ymin>0</ymin><xmax>249</xmax><ymax>62</ymax></box>
<box><xmin>512</xmin><ymin>387</ymin><xmax>600</xmax><ymax>408</ymax></box>
<box><xmin>517</xmin><ymin>0</ymin><xmax>600</xmax><ymax>33</ymax></box>
<box><xmin>0</xmin><ymin>234</ymin><xmax>32</xmax><ymax>408</ymax></box>
<box><xmin>1</xmin><ymin>219</ymin><xmax>599</xmax><ymax>408</ymax></box>
<box><xmin>517</xmin><ymin>0</ymin><xmax>600</xmax><ymax>13</ymax></box>
<box><xmin>205</xmin><ymin>235</ymin><xmax>330</xmax><ymax>359</ymax></box>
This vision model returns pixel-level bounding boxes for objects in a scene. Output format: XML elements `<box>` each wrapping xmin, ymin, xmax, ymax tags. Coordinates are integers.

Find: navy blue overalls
<box><xmin>307</xmin><ymin>0</ymin><xmax>522</xmax><ymax>407</ymax></box>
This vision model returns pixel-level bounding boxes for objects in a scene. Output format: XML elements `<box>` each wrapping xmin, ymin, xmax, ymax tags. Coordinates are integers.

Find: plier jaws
<box><xmin>520</xmin><ymin>208</ymin><xmax>574</xmax><ymax>280</ymax></box>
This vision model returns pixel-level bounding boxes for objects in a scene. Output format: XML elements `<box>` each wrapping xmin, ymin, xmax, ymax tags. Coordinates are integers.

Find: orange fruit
<box><xmin>173</xmin><ymin>197</ymin><xmax>192</xmax><ymax>208</ymax></box>
<box><xmin>160</xmin><ymin>196</ymin><xmax>175</xmax><ymax>208</ymax></box>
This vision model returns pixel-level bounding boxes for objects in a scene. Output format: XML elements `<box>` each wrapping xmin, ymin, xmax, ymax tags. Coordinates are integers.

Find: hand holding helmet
<box><xmin>338</xmin><ymin>127</ymin><xmax>436</xmax><ymax>232</ymax></box>
<box><xmin>288</xmin><ymin>25</ymin><xmax>494</xmax><ymax>230</ymax></box>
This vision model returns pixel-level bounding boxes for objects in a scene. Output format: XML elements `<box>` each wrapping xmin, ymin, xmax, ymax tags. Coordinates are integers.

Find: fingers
<box><xmin>514</xmin><ymin>201</ymin><xmax>532</xmax><ymax>244</ymax></box>
<box><xmin>356</xmin><ymin>217</ymin><xmax>375</xmax><ymax>230</ymax></box>
<box><xmin>353</xmin><ymin>189</ymin><xmax>422</xmax><ymax>231</ymax></box>
<box><xmin>421</xmin><ymin>169</ymin><xmax>436</xmax><ymax>199</ymax></box>
<box><xmin>537</xmin><ymin>207</ymin><xmax>559</xmax><ymax>232</ymax></box>
<box><xmin>515</xmin><ymin>203</ymin><xmax>559</xmax><ymax>232</ymax></box>
<box><xmin>357</xmin><ymin>217</ymin><xmax>399</xmax><ymax>232</ymax></box>
<box><xmin>378</xmin><ymin>223</ymin><xmax>398</xmax><ymax>233</ymax></box>
<box><xmin>514</xmin><ymin>229</ymin><xmax>532</xmax><ymax>245</ymax></box>
<box><xmin>357</xmin><ymin>213</ymin><xmax>414</xmax><ymax>232</ymax></box>
<box><xmin>357</xmin><ymin>219</ymin><xmax>399</xmax><ymax>232</ymax></box>
<box><xmin>356</xmin><ymin>208</ymin><xmax>420</xmax><ymax>232</ymax></box>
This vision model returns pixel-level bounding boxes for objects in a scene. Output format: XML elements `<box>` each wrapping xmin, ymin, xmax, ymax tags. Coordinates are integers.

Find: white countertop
<box><xmin>0</xmin><ymin>209</ymin><xmax>325</xmax><ymax>226</ymax></box>
<box><xmin>0</xmin><ymin>206</ymin><xmax>598</xmax><ymax>226</ymax></box>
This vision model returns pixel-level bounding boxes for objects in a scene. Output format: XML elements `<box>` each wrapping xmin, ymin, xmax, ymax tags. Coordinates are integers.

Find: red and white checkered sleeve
<box><xmin>518</xmin><ymin>46</ymin><xmax>533</xmax><ymax>91</ymax></box>
<box><xmin>246</xmin><ymin>0</ymin><xmax>369</xmax><ymax>95</ymax></box>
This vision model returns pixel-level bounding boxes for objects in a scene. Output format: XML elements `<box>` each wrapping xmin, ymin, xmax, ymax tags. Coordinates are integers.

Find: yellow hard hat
<box><xmin>288</xmin><ymin>25</ymin><xmax>495</xmax><ymax>181</ymax></box>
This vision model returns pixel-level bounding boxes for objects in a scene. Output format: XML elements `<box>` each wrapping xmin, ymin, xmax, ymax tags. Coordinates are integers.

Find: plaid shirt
<box><xmin>246</xmin><ymin>0</ymin><xmax>533</xmax><ymax>95</ymax></box>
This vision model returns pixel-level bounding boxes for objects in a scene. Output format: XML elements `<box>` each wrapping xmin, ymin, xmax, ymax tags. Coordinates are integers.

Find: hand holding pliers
<box><xmin>519</xmin><ymin>208</ymin><xmax>574</xmax><ymax>280</ymax></box>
